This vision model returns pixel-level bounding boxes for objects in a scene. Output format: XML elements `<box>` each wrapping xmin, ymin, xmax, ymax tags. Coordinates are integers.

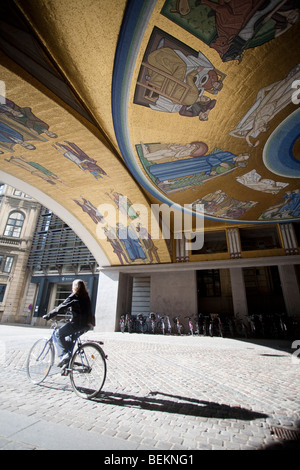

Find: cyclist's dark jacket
<box><xmin>47</xmin><ymin>293</ymin><xmax>95</xmax><ymax>328</ymax></box>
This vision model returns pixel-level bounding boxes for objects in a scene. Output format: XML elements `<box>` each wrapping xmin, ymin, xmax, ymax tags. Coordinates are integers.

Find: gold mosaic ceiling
<box><xmin>0</xmin><ymin>0</ymin><xmax>300</xmax><ymax>266</ymax></box>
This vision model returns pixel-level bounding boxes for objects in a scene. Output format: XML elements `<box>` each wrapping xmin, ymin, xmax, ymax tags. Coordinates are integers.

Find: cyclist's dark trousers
<box><xmin>55</xmin><ymin>322</ymin><xmax>82</xmax><ymax>359</ymax></box>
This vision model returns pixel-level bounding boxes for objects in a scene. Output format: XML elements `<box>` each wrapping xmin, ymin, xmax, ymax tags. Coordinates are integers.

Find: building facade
<box><xmin>0</xmin><ymin>183</ymin><xmax>41</xmax><ymax>323</ymax></box>
<box><xmin>27</xmin><ymin>207</ymin><xmax>99</xmax><ymax>326</ymax></box>
<box><xmin>0</xmin><ymin>184</ymin><xmax>98</xmax><ymax>325</ymax></box>
<box><xmin>96</xmin><ymin>223</ymin><xmax>300</xmax><ymax>335</ymax></box>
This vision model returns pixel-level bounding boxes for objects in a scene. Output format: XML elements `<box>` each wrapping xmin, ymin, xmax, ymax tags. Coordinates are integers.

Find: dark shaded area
<box><xmin>94</xmin><ymin>389</ymin><xmax>268</xmax><ymax>421</ymax></box>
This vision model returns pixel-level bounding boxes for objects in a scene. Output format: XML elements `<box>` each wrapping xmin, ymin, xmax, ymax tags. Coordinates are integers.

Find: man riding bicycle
<box><xmin>43</xmin><ymin>279</ymin><xmax>95</xmax><ymax>367</ymax></box>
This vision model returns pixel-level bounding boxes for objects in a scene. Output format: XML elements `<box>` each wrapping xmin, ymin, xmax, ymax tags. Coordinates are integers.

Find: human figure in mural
<box><xmin>117</xmin><ymin>223</ymin><xmax>147</xmax><ymax>262</ymax></box>
<box><xmin>190</xmin><ymin>189</ymin><xmax>227</xmax><ymax>213</ymax></box>
<box><xmin>136</xmin><ymin>223</ymin><xmax>161</xmax><ymax>263</ymax></box>
<box><xmin>105</xmin><ymin>191</ymin><xmax>139</xmax><ymax>220</ymax></box>
<box><xmin>260</xmin><ymin>189</ymin><xmax>300</xmax><ymax>219</ymax></box>
<box><xmin>53</xmin><ymin>141</ymin><xmax>107</xmax><ymax>180</ymax></box>
<box><xmin>145</xmin><ymin>44</ymin><xmax>224</xmax><ymax>117</ymax></box>
<box><xmin>73</xmin><ymin>197</ymin><xmax>104</xmax><ymax>224</ymax></box>
<box><xmin>0</xmin><ymin>95</ymin><xmax>57</xmax><ymax>150</ymax></box>
<box><xmin>5</xmin><ymin>155</ymin><xmax>64</xmax><ymax>185</ymax></box>
<box><xmin>102</xmin><ymin>225</ymin><xmax>130</xmax><ymax>265</ymax></box>
<box><xmin>141</xmin><ymin>141</ymin><xmax>208</xmax><ymax>162</ymax></box>
<box><xmin>179</xmin><ymin>96</ymin><xmax>216</xmax><ymax>120</ymax></box>
<box><xmin>0</xmin><ymin>121</ymin><xmax>36</xmax><ymax>152</ymax></box>
<box><xmin>190</xmin><ymin>190</ymin><xmax>257</xmax><ymax>219</ymax></box>
<box><xmin>229</xmin><ymin>64</ymin><xmax>300</xmax><ymax>147</ymax></box>
<box><xmin>168</xmin><ymin>0</ymin><xmax>299</xmax><ymax>62</ymax></box>
<box><xmin>0</xmin><ymin>96</ymin><xmax>57</xmax><ymax>137</ymax></box>
<box><xmin>148</xmin><ymin>150</ymin><xmax>250</xmax><ymax>182</ymax></box>
<box><xmin>236</xmin><ymin>169</ymin><xmax>289</xmax><ymax>194</ymax></box>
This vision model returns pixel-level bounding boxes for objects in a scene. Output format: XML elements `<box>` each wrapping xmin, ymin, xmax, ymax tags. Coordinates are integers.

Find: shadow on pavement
<box><xmin>94</xmin><ymin>390</ymin><xmax>268</xmax><ymax>421</ymax></box>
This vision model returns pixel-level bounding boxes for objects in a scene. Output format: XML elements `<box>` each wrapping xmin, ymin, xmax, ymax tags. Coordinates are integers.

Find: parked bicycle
<box><xmin>173</xmin><ymin>316</ymin><xmax>184</xmax><ymax>335</ymax></box>
<box><xmin>185</xmin><ymin>316</ymin><xmax>194</xmax><ymax>336</ymax></box>
<box><xmin>164</xmin><ymin>315</ymin><xmax>172</xmax><ymax>335</ymax></box>
<box><xmin>149</xmin><ymin>312</ymin><xmax>156</xmax><ymax>334</ymax></box>
<box><xmin>125</xmin><ymin>313</ymin><xmax>132</xmax><ymax>333</ymax></box>
<box><xmin>194</xmin><ymin>315</ymin><xmax>200</xmax><ymax>335</ymax></box>
<box><xmin>26</xmin><ymin>316</ymin><xmax>107</xmax><ymax>400</ymax></box>
<box><xmin>137</xmin><ymin>313</ymin><xmax>147</xmax><ymax>333</ymax></box>
<box><xmin>120</xmin><ymin>314</ymin><xmax>125</xmax><ymax>333</ymax></box>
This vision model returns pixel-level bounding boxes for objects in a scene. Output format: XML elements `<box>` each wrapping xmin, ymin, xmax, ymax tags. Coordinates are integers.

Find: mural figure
<box><xmin>190</xmin><ymin>190</ymin><xmax>258</xmax><ymax>219</ymax></box>
<box><xmin>148</xmin><ymin>150</ymin><xmax>249</xmax><ymax>181</ymax></box>
<box><xmin>136</xmin><ymin>142</ymin><xmax>250</xmax><ymax>194</ymax></box>
<box><xmin>0</xmin><ymin>121</ymin><xmax>37</xmax><ymax>152</ymax></box>
<box><xmin>0</xmin><ymin>96</ymin><xmax>57</xmax><ymax>138</ymax></box>
<box><xmin>141</xmin><ymin>141</ymin><xmax>208</xmax><ymax>162</ymax></box>
<box><xmin>117</xmin><ymin>223</ymin><xmax>147</xmax><ymax>262</ymax></box>
<box><xmin>136</xmin><ymin>223</ymin><xmax>161</xmax><ymax>263</ymax></box>
<box><xmin>5</xmin><ymin>155</ymin><xmax>64</xmax><ymax>186</ymax></box>
<box><xmin>259</xmin><ymin>189</ymin><xmax>300</xmax><ymax>220</ymax></box>
<box><xmin>105</xmin><ymin>190</ymin><xmax>139</xmax><ymax>220</ymax></box>
<box><xmin>73</xmin><ymin>195</ymin><xmax>160</xmax><ymax>264</ymax></box>
<box><xmin>73</xmin><ymin>197</ymin><xmax>104</xmax><ymax>224</ymax></box>
<box><xmin>53</xmin><ymin>141</ymin><xmax>107</xmax><ymax>180</ymax></box>
<box><xmin>236</xmin><ymin>169</ymin><xmax>289</xmax><ymax>194</ymax></box>
<box><xmin>162</xmin><ymin>0</ymin><xmax>299</xmax><ymax>62</ymax></box>
<box><xmin>229</xmin><ymin>64</ymin><xmax>300</xmax><ymax>147</ymax></box>
<box><xmin>102</xmin><ymin>225</ymin><xmax>130</xmax><ymax>265</ymax></box>
<box><xmin>134</xmin><ymin>27</ymin><xmax>225</xmax><ymax>119</ymax></box>
<box><xmin>0</xmin><ymin>95</ymin><xmax>56</xmax><ymax>151</ymax></box>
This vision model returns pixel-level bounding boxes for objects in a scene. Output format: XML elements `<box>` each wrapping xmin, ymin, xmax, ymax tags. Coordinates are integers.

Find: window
<box><xmin>293</xmin><ymin>222</ymin><xmax>300</xmax><ymax>246</ymax></box>
<box><xmin>0</xmin><ymin>284</ymin><xmax>6</xmax><ymax>302</ymax></box>
<box><xmin>192</xmin><ymin>231</ymin><xmax>227</xmax><ymax>255</ymax></box>
<box><xmin>54</xmin><ymin>284</ymin><xmax>72</xmax><ymax>308</ymax></box>
<box><xmin>4</xmin><ymin>211</ymin><xmax>25</xmax><ymax>238</ymax></box>
<box><xmin>0</xmin><ymin>255</ymin><xmax>14</xmax><ymax>273</ymax></box>
<box><xmin>3</xmin><ymin>256</ymin><xmax>14</xmax><ymax>273</ymax></box>
<box><xmin>239</xmin><ymin>226</ymin><xmax>281</xmax><ymax>251</ymax></box>
<box><xmin>13</xmin><ymin>189</ymin><xmax>22</xmax><ymax>196</ymax></box>
<box><xmin>197</xmin><ymin>269</ymin><xmax>221</xmax><ymax>297</ymax></box>
<box><xmin>0</xmin><ymin>184</ymin><xmax>4</xmax><ymax>195</ymax></box>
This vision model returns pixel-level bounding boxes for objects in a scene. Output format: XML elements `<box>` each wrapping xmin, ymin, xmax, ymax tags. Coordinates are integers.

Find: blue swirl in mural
<box><xmin>263</xmin><ymin>108</ymin><xmax>300</xmax><ymax>178</ymax></box>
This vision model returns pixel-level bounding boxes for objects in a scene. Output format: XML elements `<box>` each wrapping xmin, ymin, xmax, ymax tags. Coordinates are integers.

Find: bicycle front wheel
<box><xmin>69</xmin><ymin>342</ymin><xmax>107</xmax><ymax>399</ymax></box>
<box><xmin>26</xmin><ymin>338</ymin><xmax>54</xmax><ymax>384</ymax></box>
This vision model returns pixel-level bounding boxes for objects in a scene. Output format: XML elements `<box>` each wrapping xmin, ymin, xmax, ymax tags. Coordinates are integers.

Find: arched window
<box><xmin>4</xmin><ymin>211</ymin><xmax>25</xmax><ymax>238</ymax></box>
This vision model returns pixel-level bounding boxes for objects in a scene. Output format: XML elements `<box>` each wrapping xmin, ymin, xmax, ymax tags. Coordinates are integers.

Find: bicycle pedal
<box><xmin>60</xmin><ymin>366</ymin><xmax>70</xmax><ymax>376</ymax></box>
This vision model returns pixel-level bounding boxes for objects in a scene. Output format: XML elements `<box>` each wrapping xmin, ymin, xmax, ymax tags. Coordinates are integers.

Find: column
<box><xmin>278</xmin><ymin>264</ymin><xmax>300</xmax><ymax>319</ymax></box>
<box><xmin>229</xmin><ymin>267</ymin><xmax>248</xmax><ymax>321</ymax></box>
<box><xmin>227</xmin><ymin>228</ymin><xmax>241</xmax><ymax>258</ymax></box>
<box><xmin>95</xmin><ymin>270</ymin><xmax>120</xmax><ymax>332</ymax></box>
<box><xmin>279</xmin><ymin>224</ymin><xmax>299</xmax><ymax>255</ymax></box>
<box><xmin>175</xmin><ymin>235</ymin><xmax>189</xmax><ymax>262</ymax></box>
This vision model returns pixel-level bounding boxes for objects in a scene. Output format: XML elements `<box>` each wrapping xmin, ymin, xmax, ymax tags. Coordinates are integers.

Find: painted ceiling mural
<box><xmin>0</xmin><ymin>0</ymin><xmax>300</xmax><ymax>267</ymax></box>
<box><xmin>114</xmin><ymin>0</ymin><xmax>300</xmax><ymax>226</ymax></box>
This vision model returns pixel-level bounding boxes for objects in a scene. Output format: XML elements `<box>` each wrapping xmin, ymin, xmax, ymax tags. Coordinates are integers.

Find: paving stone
<box><xmin>1</xmin><ymin>328</ymin><xmax>299</xmax><ymax>451</ymax></box>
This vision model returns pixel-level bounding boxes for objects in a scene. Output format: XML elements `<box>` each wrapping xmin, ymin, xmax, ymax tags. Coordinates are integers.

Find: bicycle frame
<box><xmin>41</xmin><ymin>321</ymin><xmax>97</xmax><ymax>373</ymax></box>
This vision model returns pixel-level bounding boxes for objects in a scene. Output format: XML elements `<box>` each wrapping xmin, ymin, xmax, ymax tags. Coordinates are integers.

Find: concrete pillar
<box><xmin>229</xmin><ymin>267</ymin><xmax>248</xmax><ymax>321</ymax></box>
<box><xmin>278</xmin><ymin>264</ymin><xmax>300</xmax><ymax>319</ymax></box>
<box><xmin>95</xmin><ymin>270</ymin><xmax>120</xmax><ymax>332</ymax></box>
<box><xmin>227</xmin><ymin>228</ymin><xmax>241</xmax><ymax>258</ymax></box>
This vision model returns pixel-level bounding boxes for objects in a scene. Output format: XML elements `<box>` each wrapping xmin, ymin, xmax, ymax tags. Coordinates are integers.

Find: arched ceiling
<box><xmin>0</xmin><ymin>0</ymin><xmax>300</xmax><ymax>267</ymax></box>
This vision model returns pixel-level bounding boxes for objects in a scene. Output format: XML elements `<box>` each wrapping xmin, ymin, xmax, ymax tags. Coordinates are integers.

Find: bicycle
<box><xmin>173</xmin><ymin>316</ymin><xmax>184</xmax><ymax>335</ymax></box>
<box><xmin>26</xmin><ymin>316</ymin><xmax>107</xmax><ymax>400</ymax></box>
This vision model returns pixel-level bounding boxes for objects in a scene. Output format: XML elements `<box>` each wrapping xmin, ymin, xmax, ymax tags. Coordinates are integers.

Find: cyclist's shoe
<box><xmin>60</xmin><ymin>364</ymin><xmax>69</xmax><ymax>376</ymax></box>
<box><xmin>57</xmin><ymin>353</ymin><xmax>70</xmax><ymax>367</ymax></box>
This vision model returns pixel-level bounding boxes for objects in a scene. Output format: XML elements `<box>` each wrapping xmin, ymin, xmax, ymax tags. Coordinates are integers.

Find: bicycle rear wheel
<box><xmin>26</xmin><ymin>338</ymin><xmax>54</xmax><ymax>384</ymax></box>
<box><xmin>69</xmin><ymin>342</ymin><xmax>106</xmax><ymax>399</ymax></box>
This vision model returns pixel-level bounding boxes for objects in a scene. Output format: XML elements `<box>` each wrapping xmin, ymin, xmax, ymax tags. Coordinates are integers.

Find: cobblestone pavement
<box><xmin>0</xmin><ymin>325</ymin><xmax>299</xmax><ymax>450</ymax></box>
